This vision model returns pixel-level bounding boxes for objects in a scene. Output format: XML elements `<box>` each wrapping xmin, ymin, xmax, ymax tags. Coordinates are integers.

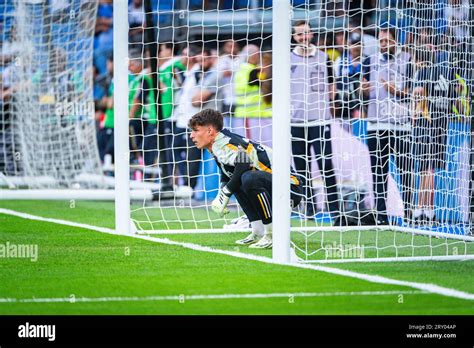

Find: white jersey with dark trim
<box><xmin>210</xmin><ymin>128</ymin><xmax>300</xmax><ymax>186</ymax></box>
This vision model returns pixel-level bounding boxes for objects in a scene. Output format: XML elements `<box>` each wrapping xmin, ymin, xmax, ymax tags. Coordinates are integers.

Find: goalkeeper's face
<box><xmin>190</xmin><ymin>125</ymin><xmax>217</xmax><ymax>150</ymax></box>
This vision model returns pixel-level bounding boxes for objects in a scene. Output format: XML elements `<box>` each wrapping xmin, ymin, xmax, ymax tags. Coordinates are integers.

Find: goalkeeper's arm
<box><xmin>211</xmin><ymin>149</ymin><xmax>252</xmax><ymax>216</ymax></box>
<box><xmin>224</xmin><ymin>151</ymin><xmax>252</xmax><ymax>194</ymax></box>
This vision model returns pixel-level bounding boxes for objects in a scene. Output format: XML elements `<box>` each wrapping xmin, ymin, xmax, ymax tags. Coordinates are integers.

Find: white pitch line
<box><xmin>0</xmin><ymin>290</ymin><xmax>426</xmax><ymax>304</ymax></box>
<box><xmin>1</xmin><ymin>208</ymin><xmax>474</xmax><ymax>301</ymax></box>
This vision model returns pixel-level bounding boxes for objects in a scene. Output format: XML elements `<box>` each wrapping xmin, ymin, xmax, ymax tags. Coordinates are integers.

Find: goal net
<box><xmin>0</xmin><ymin>0</ymin><xmax>103</xmax><ymax>191</ymax></box>
<box><xmin>5</xmin><ymin>0</ymin><xmax>468</xmax><ymax>262</ymax></box>
<box><xmin>120</xmin><ymin>0</ymin><xmax>474</xmax><ymax>262</ymax></box>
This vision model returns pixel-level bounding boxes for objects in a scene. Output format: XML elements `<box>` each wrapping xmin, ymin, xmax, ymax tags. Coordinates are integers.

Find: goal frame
<box><xmin>110</xmin><ymin>0</ymin><xmax>474</xmax><ymax>263</ymax></box>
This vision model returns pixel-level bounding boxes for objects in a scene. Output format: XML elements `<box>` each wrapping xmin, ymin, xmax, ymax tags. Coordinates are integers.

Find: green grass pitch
<box><xmin>0</xmin><ymin>200</ymin><xmax>473</xmax><ymax>314</ymax></box>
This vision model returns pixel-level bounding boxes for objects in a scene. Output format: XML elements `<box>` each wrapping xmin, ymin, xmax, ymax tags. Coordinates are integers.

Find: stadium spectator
<box><xmin>93</xmin><ymin>65</ymin><xmax>105</xmax><ymax>142</ymax></box>
<box><xmin>260</xmin><ymin>52</ymin><xmax>272</xmax><ymax>113</ymax></box>
<box><xmin>128</xmin><ymin>53</ymin><xmax>158</xmax><ymax>179</ymax></box>
<box><xmin>188</xmin><ymin>108</ymin><xmax>302</xmax><ymax>249</ymax></box>
<box><xmin>0</xmin><ymin>60</ymin><xmax>15</xmax><ymax>103</ymax></box>
<box><xmin>410</xmin><ymin>46</ymin><xmax>435</xmax><ymax>223</ymax></box>
<box><xmin>0</xmin><ymin>63</ymin><xmax>18</xmax><ymax>176</ymax></box>
<box><xmin>94</xmin><ymin>0</ymin><xmax>113</xmax><ymax>75</ymax></box>
<box><xmin>417</xmin><ymin>26</ymin><xmax>455</xmax><ymax>68</ymax></box>
<box><xmin>451</xmin><ymin>39</ymin><xmax>473</xmax><ymax>223</ymax></box>
<box><xmin>348</xmin><ymin>0</ymin><xmax>375</xmax><ymax>28</ymax></box>
<box><xmin>321</xmin><ymin>0</ymin><xmax>345</xmax><ymax>19</ymax></box>
<box><xmin>29</xmin><ymin>48</ymin><xmax>84</xmax><ymax>107</ymax></box>
<box><xmin>128</xmin><ymin>0</ymin><xmax>145</xmax><ymax>44</ymax></box>
<box><xmin>156</xmin><ymin>43</ymin><xmax>184</xmax><ymax>188</ymax></box>
<box><xmin>349</xmin><ymin>18</ymin><xmax>379</xmax><ymax>57</ymax></box>
<box><xmin>216</xmin><ymin>39</ymin><xmax>240</xmax><ymax>121</ymax></box>
<box><xmin>325</xmin><ymin>30</ymin><xmax>346</xmax><ymax>63</ymax></box>
<box><xmin>93</xmin><ymin>65</ymin><xmax>106</xmax><ymax>104</ymax></box>
<box><xmin>159</xmin><ymin>46</ymin><xmax>192</xmax><ymax>120</ymax></box>
<box><xmin>361</xmin><ymin>26</ymin><xmax>414</xmax><ymax>224</ymax></box>
<box><xmin>158</xmin><ymin>43</ymin><xmax>174</xmax><ymax>69</ymax></box>
<box><xmin>97</xmin><ymin>57</ymin><xmax>114</xmax><ymax>163</ymax></box>
<box><xmin>444</xmin><ymin>0</ymin><xmax>471</xmax><ymax>44</ymax></box>
<box><xmin>233</xmin><ymin>44</ymin><xmax>272</xmax><ymax>146</ymax></box>
<box><xmin>334</xmin><ymin>32</ymin><xmax>364</xmax><ymax>119</ymax></box>
<box><xmin>0</xmin><ymin>26</ymin><xmax>19</xmax><ymax>68</ymax></box>
<box><xmin>94</xmin><ymin>56</ymin><xmax>113</xmax><ymax>106</ymax></box>
<box><xmin>164</xmin><ymin>46</ymin><xmax>201</xmax><ymax>189</ymax></box>
<box><xmin>290</xmin><ymin>20</ymin><xmax>341</xmax><ymax>220</ymax></box>
<box><xmin>411</xmin><ymin>25</ymin><xmax>471</xmax><ymax>224</ymax></box>
<box><xmin>172</xmin><ymin>46</ymin><xmax>222</xmax><ymax>191</ymax></box>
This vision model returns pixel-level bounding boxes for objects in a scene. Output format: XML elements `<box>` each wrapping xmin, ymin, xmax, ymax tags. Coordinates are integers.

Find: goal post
<box><xmin>2</xmin><ymin>0</ymin><xmax>473</xmax><ymax>263</ymax></box>
<box><xmin>115</xmin><ymin>0</ymin><xmax>474</xmax><ymax>263</ymax></box>
<box><xmin>272</xmin><ymin>0</ymin><xmax>292</xmax><ymax>263</ymax></box>
<box><xmin>113</xmin><ymin>0</ymin><xmax>131</xmax><ymax>235</ymax></box>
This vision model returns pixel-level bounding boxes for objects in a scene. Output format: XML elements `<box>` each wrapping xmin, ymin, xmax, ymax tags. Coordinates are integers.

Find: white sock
<box><xmin>424</xmin><ymin>209</ymin><xmax>435</xmax><ymax>219</ymax></box>
<box><xmin>264</xmin><ymin>223</ymin><xmax>272</xmax><ymax>236</ymax></box>
<box><xmin>251</xmin><ymin>220</ymin><xmax>265</xmax><ymax>236</ymax></box>
<box><xmin>413</xmin><ymin>208</ymin><xmax>423</xmax><ymax>218</ymax></box>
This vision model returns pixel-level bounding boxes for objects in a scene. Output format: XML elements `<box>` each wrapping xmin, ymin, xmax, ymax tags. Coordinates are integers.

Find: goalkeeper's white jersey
<box><xmin>210</xmin><ymin>128</ymin><xmax>300</xmax><ymax>186</ymax></box>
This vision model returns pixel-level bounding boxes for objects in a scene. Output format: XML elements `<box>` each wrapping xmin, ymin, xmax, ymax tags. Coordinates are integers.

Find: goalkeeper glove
<box><xmin>212</xmin><ymin>186</ymin><xmax>232</xmax><ymax>217</ymax></box>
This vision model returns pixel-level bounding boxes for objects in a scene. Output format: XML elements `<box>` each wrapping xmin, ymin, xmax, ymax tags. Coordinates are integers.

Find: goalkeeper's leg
<box><xmin>239</xmin><ymin>179</ymin><xmax>273</xmax><ymax>248</ymax></box>
<box><xmin>233</xmin><ymin>171</ymin><xmax>273</xmax><ymax>246</ymax></box>
<box><xmin>234</xmin><ymin>190</ymin><xmax>265</xmax><ymax>245</ymax></box>
<box><xmin>237</xmin><ymin>171</ymin><xmax>302</xmax><ymax>248</ymax></box>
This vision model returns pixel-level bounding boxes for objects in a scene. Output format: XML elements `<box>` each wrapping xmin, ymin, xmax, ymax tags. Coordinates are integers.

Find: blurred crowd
<box><xmin>1</xmin><ymin>0</ymin><xmax>473</xmax><ymax>223</ymax></box>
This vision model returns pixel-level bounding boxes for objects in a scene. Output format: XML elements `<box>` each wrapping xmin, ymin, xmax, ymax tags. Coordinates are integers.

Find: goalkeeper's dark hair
<box><xmin>189</xmin><ymin>109</ymin><xmax>224</xmax><ymax>132</ymax></box>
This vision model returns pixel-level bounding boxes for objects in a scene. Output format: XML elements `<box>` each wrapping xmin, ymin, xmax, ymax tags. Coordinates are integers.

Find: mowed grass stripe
<box><xmin>1</xmin><ymin>213</ymin><xmax>424</xmax><ymax>314</ymax></box>
<box><xmin>0</xmin><ymin>214</ymin><xmax>473</xmax><ymax>315</ymax></box>
<box><xmin>1</xmin><ymin>209</ymin><xmax>474</xmax><ymax>303</ymax></box>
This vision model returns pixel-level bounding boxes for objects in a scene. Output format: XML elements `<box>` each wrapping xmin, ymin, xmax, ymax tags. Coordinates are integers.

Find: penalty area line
<box><xmin>1</xmin><ymin>208</ymin><xmax>474</xmax><ymax>301</ymax></box>
<box><xmin>0</xmin><ymin>290</ymin><xmax>427</xmax><ymax>304</ymax></box>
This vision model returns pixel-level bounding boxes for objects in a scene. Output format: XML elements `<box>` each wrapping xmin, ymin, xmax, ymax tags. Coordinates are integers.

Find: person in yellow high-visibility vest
<box><xmin>452</xmin><ymin>72</ymin><xmax>471</xmax><ymax>120</ymax></box>
<box><xmin>233</xmin><ymin>44</ymin><xmax>272</xmax><ymax>147</ymax></box>
<box><xmin>451</xmin><ymin>68</ymin><xmax>473</xmax><ymax>222</ymax></box>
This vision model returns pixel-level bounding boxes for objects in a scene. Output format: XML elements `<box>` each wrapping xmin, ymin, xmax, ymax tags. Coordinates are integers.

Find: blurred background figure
<box><xmin>233</xmin><ymin>44</ymin><xmax>272</xmax><ymax>146</ymax></box>
<box><xmin>128</xmin><ymin>0</ymin><xmax>145</xmax><ymax>46</ymax></box>
<box><xmin>290</xmin><ymin>20</ymin><xmax>341</xmax><ymax>221</ymax></box>
<box><xmin>216</xmin><ymin>39</ymin><xmax>240</xmax><ymax>124</ymax></box>
<box><xmin>334</xmin><ymin>32</ymin><xmax>364</xmax><ymax>120</ymax></box>
<box><xmin>128</xmin><ymin>52</ymin><xmax>157</xmax><ymax>180</ymax></box>
<box><xmin>361</xmin><ymin>27</ymin><xmax>414</xmax><ymax>225</ymax></box>
<box><xmin>94</xmin><ymin>0</ymin><xmax>113</xmax><ymax>75</ymax></box>
<box><xmin>444</xmin><ymin>0</ymin><xmax>471</xmax><ymax>44</ymax></box>
<box><xmin>96</xmin><ymin>57</ymin><xmax>114</xmax><ymax>166</ymax></box>
<box><xmin>171</xmin><ymin>46</ymin><xmax>222</xmax><ymax>192</ymax></box>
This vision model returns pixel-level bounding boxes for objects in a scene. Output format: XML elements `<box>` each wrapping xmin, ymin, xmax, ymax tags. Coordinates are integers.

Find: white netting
<box><xmin>1</xmin><ymin>0</ymin><xmax>102</xmax><ymax>189</ymax></box>
<box><xmin>123</xmin><ymin>1</ymin><xmax>473</xmax><ymax>262</ymax></box>
<box><xmin>288</xmin><ymin>0</ymin><xmax>474</xmax><ymax>261</ymax></box>
<box><xmin>127</xmin><ymin>1</ymin><xmax>275</xmax><ymax>230</ymax></box>
<box><xmin>4</xmin><ymin>1</ymin><xmax>469</xmax><ymax>261</ymax></box>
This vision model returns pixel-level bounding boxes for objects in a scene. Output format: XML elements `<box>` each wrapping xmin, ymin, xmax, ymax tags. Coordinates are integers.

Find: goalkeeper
<box><xmin>189</xmin><ymin>109</ymin><xmax>302</xmax><ymax>249</ymax></box>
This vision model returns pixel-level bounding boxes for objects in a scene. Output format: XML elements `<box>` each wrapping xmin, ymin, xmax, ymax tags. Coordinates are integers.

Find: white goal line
<box><xmin>1</xmin><ymin>208</ymin><xmax>474</xmax><ymax>301</ymax></box>
<box><xmin>137</xmin><ymin>225</ymin><xmax>474</xmax><ymax>242</ymax></box>
<box><xmin>0</xmin><ymin>290</ymin><xmax>427</xmax><ymax>304</ymax></box>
